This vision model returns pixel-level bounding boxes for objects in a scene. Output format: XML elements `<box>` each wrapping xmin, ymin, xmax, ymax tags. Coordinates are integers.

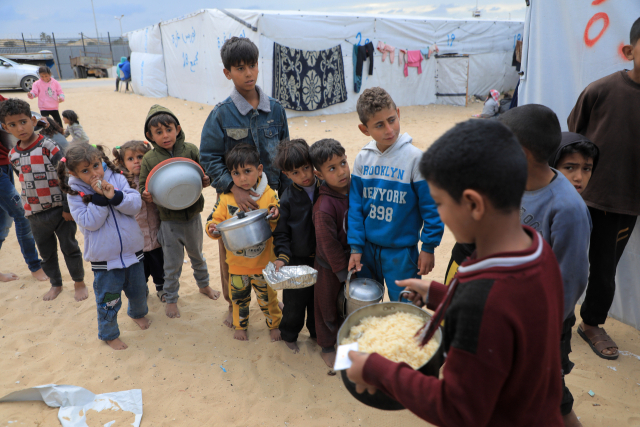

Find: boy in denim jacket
<box><xmin>200</xmin><ymin>37</ymin><xmax>290</xmax><ymax>328</ymax></box>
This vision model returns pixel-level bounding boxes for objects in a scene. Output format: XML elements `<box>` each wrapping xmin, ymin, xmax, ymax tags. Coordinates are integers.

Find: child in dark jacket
<box><xmin>309</xmin><ymin>138</ymin><xmax>351</xmax><ymax>368</ymax></box>
<box><xmin>273</xmin><ymin>139</ymin><xmax>320</xmax><ymax>353</ymax></box>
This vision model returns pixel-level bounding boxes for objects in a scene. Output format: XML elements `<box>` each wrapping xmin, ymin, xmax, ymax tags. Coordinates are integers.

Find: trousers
<box><xmin>560</xmin><ymin>314</ymin><xmax>576</xmax><ymax>416</ymax></box>
<box><xmin>581</xmin><ymin>207</ymin><xmax>637</xmax><ymax>326</ymax></box>
<box><xmin>229</xmin><ymin>273</ymin><xmax>282</xmax><ymax>331</ymax></box>
<box><xmin>157</xmin><ymin>214</ymin><xmax>209</xmax><ymax>304</ymax></box>
<box><xmin>279</xmin><ymin>256</ymin><xmax>316</xmax><ymax>343</ymax></box>
<box><xmin>359</xmin><ymin>242</ymin><xmax>420</xmax><ymax>301</ymax></box>
<box><xmin>353</xmin><ymin>41</ymin><xmax>374</xmax><ymax>93</ymax></box>
<box><xmin>28</xmin><ymin>206</ymin><xmax>84</xmax><ymax>287</ymax></box>
<box><xmin>0</xmin><ymin>165</ymin><xmax>41</xmax><ymax>272</ymax></box>
<box><xmin>40</xmin><ymin>110</ymin><xmax>62</xmax><ymax>128</ymax></box>
<box><xmin>143</xmin><ymin>246</ymin><xmax>165</xmax><ymax>291</ymax></box>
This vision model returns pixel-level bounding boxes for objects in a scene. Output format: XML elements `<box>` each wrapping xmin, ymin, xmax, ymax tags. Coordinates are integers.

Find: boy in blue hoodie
<box><xmin>348</xmin><ymin>87</ymin><xmax>444</xmax><ymax>301</ymax></box>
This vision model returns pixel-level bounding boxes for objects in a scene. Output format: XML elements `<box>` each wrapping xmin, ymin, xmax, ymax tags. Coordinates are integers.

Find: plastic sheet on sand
<box><xmin>0</xmin><ymin>384</ymin><xmax>142</xmax><ymax>426</ymax></box>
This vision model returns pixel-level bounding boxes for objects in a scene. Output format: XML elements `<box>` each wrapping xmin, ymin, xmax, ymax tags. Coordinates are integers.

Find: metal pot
<box><xmin>214</xmin><ymin>209</ymin><xmax>273</xmax><ymax>252</ymax></box>
<box><xmin>339</xmin><ymin>270</ymin><xmax>384</xmax><ymax>317</ymax></box>
<box><xmin>337</xmin><ymin>291</ymin><xmax>445</xmax><ymax>411</ymax></box>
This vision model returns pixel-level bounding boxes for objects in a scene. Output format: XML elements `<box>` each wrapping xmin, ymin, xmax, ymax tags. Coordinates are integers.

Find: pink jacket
<box><xmin>133</xmin><ymin>176</ymin><xmax>161</xmax><ymax>252</ymax></box>
<box><xmin>403</xmin><ymin>50</ymin><xmax>423</xmax><ymax>77</ymax></box>
<box><xmin>30</xmin><ymin>78</ymin><xmax>64</xmax><ymax>111</ymax></box>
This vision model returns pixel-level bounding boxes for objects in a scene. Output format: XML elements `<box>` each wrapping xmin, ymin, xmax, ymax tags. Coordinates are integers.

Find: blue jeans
<box><xmin>0</xmin><ymin>164</ymin><xmax>41</xmax><ymax>272</ymax></box>
<box><xmin>93</xmin><ymin>261</ymin><xmax>149</xmax><ymax>341</ymax></box>
<box><xmin>358</xmin><ymin>242</ymin><xmax>420</xmax><ymax>302</ymax></box>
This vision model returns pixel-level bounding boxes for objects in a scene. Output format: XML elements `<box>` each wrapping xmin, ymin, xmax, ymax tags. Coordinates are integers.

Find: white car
<box><xmin>0</xmin><ymin>55</ymin><xmax>40</xmax><ymax>92</ymax></box>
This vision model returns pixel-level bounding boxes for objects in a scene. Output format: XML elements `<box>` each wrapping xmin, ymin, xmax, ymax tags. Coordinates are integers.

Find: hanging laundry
<box><xmin>272</xmin><ymin>42</ymin><xmax>348</xmax><ymax>111</ymax></box>
<box><xmin>404</xmin><ymin>50</ymin><xmax>423</xmax><ymax>77</ymax></box>
<box><xmin>420</xmin><ymin>48</ymin><xmax>430</xmax><ymax>60</ymax></box>
<box><xmin>353</xmin><ymin>41</ymin><xmax>374</xmax><ymax>93</ymax></box>
<box><xmin>377</xmin><ymin>41</ymin><xmax>395</xmax><ymax>63</ymax></box>
<box><xmin>399</xmin><ymin>49</ymin><xmax>407</xmax><ymax>66</ymax></box>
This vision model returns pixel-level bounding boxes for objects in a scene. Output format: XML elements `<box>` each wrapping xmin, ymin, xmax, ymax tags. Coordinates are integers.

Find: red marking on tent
<box><xmin>591</xmin><ymin>0</ymin><xmax>607</xmax><ymax>5</ymax></box>
<box><xmin>584</xmin><ymin>12</ymin><xmax>610</xmax><ymax>47</ymax></box>
<box><xmin>618</xmin><ymin>42</ymin><xmax>628</xmax><ymax>61</ymax></box>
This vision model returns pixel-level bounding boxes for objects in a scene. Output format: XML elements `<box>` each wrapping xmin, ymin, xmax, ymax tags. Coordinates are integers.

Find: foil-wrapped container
<box><xmin>262</xmin><ymin>262</ymin><xmax>317</xmax><ymax>290</ymax></box>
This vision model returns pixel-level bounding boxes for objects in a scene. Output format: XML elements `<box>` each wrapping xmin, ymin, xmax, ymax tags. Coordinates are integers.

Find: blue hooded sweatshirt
<box><xmin>348</xmin><ymin>133</ymin><xmax>444</xmax><ymax>254</ymax></box>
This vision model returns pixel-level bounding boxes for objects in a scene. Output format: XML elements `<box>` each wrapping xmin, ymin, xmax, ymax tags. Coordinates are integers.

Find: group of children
<box><xmin>0</xmin><ymin>18</ymin><xmax>638</xmax><ymax>425</ymax></box>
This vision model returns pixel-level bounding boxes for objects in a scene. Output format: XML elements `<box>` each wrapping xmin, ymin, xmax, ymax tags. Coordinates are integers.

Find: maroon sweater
<box><xmin>313</xmin><ymin>183</ymin><xmax>350</xmax><ymax>281</ymax></box>
<box><xmin>362</xmin><ymin>228</ymin><xmax>564</xmax><ymax>426</ymax></box>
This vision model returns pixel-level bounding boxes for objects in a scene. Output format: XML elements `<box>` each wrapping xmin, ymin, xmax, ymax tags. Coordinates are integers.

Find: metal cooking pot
<box><xmin>338</xmin><ymin>270</ymin><xmax>384</xmax><ymax>317</ymax></box>
<box><xmin>214</xmin><ymin>209</ymin><xmax>273</xmax><ymax>252</ymax></box>
<box><xmin>337</xmin><ymin>291</ymin><xmax>445</xmax><ymax>411</ymax></box>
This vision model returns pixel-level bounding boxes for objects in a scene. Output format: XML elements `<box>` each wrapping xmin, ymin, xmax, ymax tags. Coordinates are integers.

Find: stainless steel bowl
<box><xmin>337</xmin><ymin>299</ymin><xmax>444</xmax><ymax>411</ymax></box>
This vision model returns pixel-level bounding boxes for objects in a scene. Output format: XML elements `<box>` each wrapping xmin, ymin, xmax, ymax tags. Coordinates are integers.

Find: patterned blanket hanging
<box><xmin>272</xmin><ymin>42</ymin><xmax>348</xmax><ymax>111</ymax></box>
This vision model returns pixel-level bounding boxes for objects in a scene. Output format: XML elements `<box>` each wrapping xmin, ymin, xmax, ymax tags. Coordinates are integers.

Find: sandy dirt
<box><xmin>1</xmin><ymin>80</ymin><xmax>639</xmax><ymax>427</ymax></box>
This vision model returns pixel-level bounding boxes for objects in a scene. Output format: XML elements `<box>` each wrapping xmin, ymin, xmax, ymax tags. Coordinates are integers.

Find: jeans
<box><xmin>359</xmin><ymin>242</ymin><xmax>420</xmax><ymax>301</ymax></box>
<box><xmin>93</xmin><ymin>261</ymin><xmax>149</xmax><ymax>341</ymax></box>
<box><xmin>0</xmin><ymin>164</ymin><xmax>41</xmax><ymax>272</ymax></box>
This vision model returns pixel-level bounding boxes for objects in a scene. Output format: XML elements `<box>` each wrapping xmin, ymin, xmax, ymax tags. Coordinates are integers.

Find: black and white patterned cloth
<box><xmin>272</xmin><ymin>42</ymin><xmax>348</xmax><ymax>111</ymax></box>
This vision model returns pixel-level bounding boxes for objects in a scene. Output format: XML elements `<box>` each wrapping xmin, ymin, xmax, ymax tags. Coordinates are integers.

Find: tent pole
<box><xmin>51</xmin><ymin>33</ymin><xmax>63</xmax><ymax>80</ymax></box>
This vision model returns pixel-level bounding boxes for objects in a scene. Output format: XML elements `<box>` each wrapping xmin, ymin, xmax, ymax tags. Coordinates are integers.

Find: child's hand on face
<box><xmin>269</xmin><ymin>206</ymin><xmax>279</xmax><ymax>220</ymax></box>
<box><xmin>90</xmin><ymin>176</ymin><xmax>104</xmax><ymax>195</ymax></box>
<box><xmin>274</xmin><ymin>260</ymin><xmax>285</xmax><ymax>272</ymax></box>
<box><xmin>101</xmin><ymin>181</ymin><xmax>115</xmax><ymax>199</ymax></box>
<box><xmin>141</xmin><ymin>190</ymin><xmax>153</xmax><ymax>203</ymax></box>
<box><xmin>202</xmin><ymin>175</ymin><xmax>211</xmax><ymax>188</ymax></box>
<box><xmin>208</xmin><ymin>223</ymin><xmax>219</xmax><ymax>235</ymax></box>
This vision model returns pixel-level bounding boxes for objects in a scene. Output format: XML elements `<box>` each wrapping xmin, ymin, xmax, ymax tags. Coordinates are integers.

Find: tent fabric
<box><xmin>127</xmin><ymin>24</ymin><xmax>168</xmax><ymax>98</ymax></box>
<box><xmin>519</xmin><ymin>1</ymin><xmax>640</xmax><ymax>331</ymax></box>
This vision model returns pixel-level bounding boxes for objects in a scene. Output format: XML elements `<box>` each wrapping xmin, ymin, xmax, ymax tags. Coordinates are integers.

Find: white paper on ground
<box><xmin>334</xmin><ymin>342</ymin><xmax>359</xmax><ymax>371</ymax></box>
<box><xmin>0</xmin><ymin>384</ymin><xmax>143</xmax><ymax>427</ymax></box>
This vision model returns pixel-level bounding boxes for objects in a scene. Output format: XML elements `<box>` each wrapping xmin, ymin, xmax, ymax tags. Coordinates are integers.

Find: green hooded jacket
<box><xmin>138</xmin><ymin>104</ymin><xmax>205</xmax><ymax>222</ymax></box>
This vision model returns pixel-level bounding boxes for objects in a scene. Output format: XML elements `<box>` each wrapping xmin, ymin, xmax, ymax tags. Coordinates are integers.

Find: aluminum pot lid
<box><xmin>348</xmin><ymin>278</ymin><xmax>384</xmax><ymax>302</ymax></box>
<box><xmin>216</xmin><ymin>208</ymin><xmax>269</xmax><ymax>231</ymax></box>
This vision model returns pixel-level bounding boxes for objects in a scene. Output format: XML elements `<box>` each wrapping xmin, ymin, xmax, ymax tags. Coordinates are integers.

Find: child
<box><xmin>138</xmin><ymin>104</ymin><xmax>218</xmax><ymax>319</ymax></box>
<box><xmin>499</xmin><ymin>105</ymin><xmax>592</xmax><ymax>427</ymax></box>
<box><xmin>567</xmin><ymin>17</ymin><xmax>640</xmax><ymax>361</ymax></box>
<box><xmin>348</xmin><ymin>87</ymin><xmax>444</xmax><ymax>301</ymax></box>
<box><xmin>27</xmin><ymin>66</ymin><xmax>64</xmax><ymax>127</ymax></box>
<box><xmin>273</xmin><ymin>139</ymin><xmax>319</xmax><ymax>353</ymax></box>
<box><xmin>205</xmin><ymin>143</ymin><xmax>282</xmax><ymax>342</ymax></box>
<box><xmin>113</xmin><ymin>140</ymin><xmax>165</xmax><ymax>301</ymax></box>
<box><xmin>309</xmin><ymin>138</ymin><xmax>351</xmax><ymax>368</ymax></box>
<box><xmin>40</xmin><ymin>117</ymin><xmax>69</xmax><ymax>153</ymax></box>
<box><xmin>58</xmin><ymin>142</ymin><xmax>151</xmax><ymax>350</ymax></box>
<box><xmin>472</xmin><ymin>89</ymin><xmax>501</xmax><ymax>118</ymax></box>
<box><xmin>62</xmin><ymin>110</ymin><xmax>90</xmax><ymax>144</ymax></box>
<box><xmin>346</xmin><ymin>119</ymin><xmax>564</xmax><ymax>426</ymax></box>
<box><xmin>0</xmin><ymin>98</ymin><xmax>87</xmax><ymax>301</ymax></box>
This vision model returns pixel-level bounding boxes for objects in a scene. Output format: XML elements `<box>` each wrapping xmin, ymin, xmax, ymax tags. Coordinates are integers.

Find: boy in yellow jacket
<box><xmin>206</xmin><ymin>143</ymin><xmax>282</xmax><ymax>342</ymax></box>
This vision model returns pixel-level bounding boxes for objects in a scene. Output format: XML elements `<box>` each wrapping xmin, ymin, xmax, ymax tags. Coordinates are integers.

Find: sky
<box><xmin>2</xmin><ymin>1</ymin><xmax>526</xmax><ymax>40</ymax></box>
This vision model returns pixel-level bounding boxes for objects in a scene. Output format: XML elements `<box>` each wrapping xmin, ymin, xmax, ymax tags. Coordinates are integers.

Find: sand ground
<box><xmin>1</xmin><ymin>79</ymin><xmax>639</xmax><ymax>427</ymax></box>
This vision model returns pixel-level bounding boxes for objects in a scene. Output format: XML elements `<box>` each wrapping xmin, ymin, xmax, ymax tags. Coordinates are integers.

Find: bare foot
<box><xmin>132</xmin><ymin>316</ymin><xmax>152</xmax><ymax>330</ymax></box>
<box><xmin>278</xmin><ymin>301</ymin><xmax>284</xmax><ymax>311</ymax></box>
<box><xmin>165</xmin><ymin>303</ymin><xmax>181</xmax><ymax>318</ymax></box>
<box><xmin>234</xmin><ymin>329</ymin><xmax>248</xmax><ymax>341</ymax></box>
<box><xmin>285</xmin><ymin>341</ymin><xmax>300</xmax><ymax>353</ymax></box>
<box><xmin>562</xmin><ymin>410</ymin><xmax>583</xmax><ymax>427</ymax></box>
<box><xmin>223</xmin><ymin>306</ymin><xmax>233</xmax><ymax>328</ymax></box>
<box><xmin>106</xmin><ymin>338</ymin><xmax>128</xmax><ymax>350</ymax></box>
<box><xmin>43</xmin><ymin>286</ymin><xmax>62</xmax><ymax>301</ymax></box>
<box><xmin>31</xmin><ymin>268</ymin><xmax>48</xmax><ymax>281</ymax></box>
<box><xmin>270</xmin><ymin>329</ymin><xmax>282</xmax><ymax>342</ymax></box>
<box><xmin>74</xmin><ymin>281</ymin><xmax>88</xmax><ymax>301</ymax></box>
<box><xmin>0</xmin><ymin>272</ymin><xmax>19</xmax><ymax>282</ymax></box>
<box><xmin>199</xmin><ymin>286</ymin><xmax>221</xmax><ymax>300</ymax></box>
<box><xmin>320</xmin><ymin>350</ymin><xmax>336</xmax><ymax>368</ymax></box>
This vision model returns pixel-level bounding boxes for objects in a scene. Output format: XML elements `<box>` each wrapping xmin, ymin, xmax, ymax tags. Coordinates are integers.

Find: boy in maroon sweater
<box><xmin>347</xmin><ymin>120</ymin><xmax>564</xmax><ymax>426</ymax></box>
<box><xmin>309</xmin><ymin>138</ymin><xmax>351</xmax><ymax>368</ymax></box>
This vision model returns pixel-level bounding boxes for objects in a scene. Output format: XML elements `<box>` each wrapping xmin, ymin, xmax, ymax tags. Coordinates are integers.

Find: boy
<box><xmin>309</xmin><ymin>139</ymin><xmax>351</xmax><ymax>368</ymax></box>
<box><xmin>500</xmin><ymin>105</ymin><xmax>592</xmax><ymax>426</ymax></box>
<box><xmin>346</xmin><ymin>119</ymin><xmax>564</xmax><ymax>426</ymax></box>
<box><xmin>348</xmin><ymin>87</ymin><xmax>443</xmax><ymax>301</ymax></box>
<box><xmin>273</xmin><ymin>139</ymin><xmax>319</xmax><ymax>353</ymax></box>
<box><xmin>0</xmin><ymin>98</ymin><xmax>87</xmax><ymax>301</ymax></box>
<box><xmin>205</xmin><ymin>143</ymin><xmax>282</xmax><ymax>342</ymax></box>
<box><xmin>200</xmin><ymin>36</ymin><xmax>290</xmax><ymax>328</ymax></box>
<box><xmin>138</xmin><ymin>104</ymin><xmax>218</xmax><ymax>319</ymax></box>
<box><xmin>567</xmin><ymin>17</ymin><xmax>640</xmax><ymax>361</ymax></box>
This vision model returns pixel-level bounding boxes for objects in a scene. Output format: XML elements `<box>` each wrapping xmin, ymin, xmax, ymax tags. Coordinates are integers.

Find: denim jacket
<box><xmin>200</xmin><ymin>85</ymin><xmax>290</xmax><ymax>193</ymax></box>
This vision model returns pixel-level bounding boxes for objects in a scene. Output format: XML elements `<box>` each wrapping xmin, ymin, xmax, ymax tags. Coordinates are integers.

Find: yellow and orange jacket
<box><xmin>206</xmin><ymin>174</ymin><xmax>279</xmax><ymax>275</ymax></box>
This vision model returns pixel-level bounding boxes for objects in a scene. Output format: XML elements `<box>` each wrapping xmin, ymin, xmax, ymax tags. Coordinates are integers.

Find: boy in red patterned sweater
<box><xmin>0</xmin><ymin>98</ymin><xmax>87</xmax><ymax>302</ymax></box>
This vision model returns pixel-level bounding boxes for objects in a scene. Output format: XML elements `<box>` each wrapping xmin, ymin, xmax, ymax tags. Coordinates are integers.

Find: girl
<box><xmin>57</xmin><ymin>143</ymin><xmax>151</xmax><ymax>350</ymax></box>
<box><xmin>113</xmin><ymin>141</ymin><xmax>166</xmax><ymax>302</ymax></box>
<box><xmin>28</xmin><ymin>66</ymin><xmax>65</xmax><ymax>127</ymax></box>
<box><xmin>39</xmin><ymin>116</ymin><xmax>69</xmax><ymax>153</ymax></box>
<box><xmin>62</xmin><ymin>110</ymin><xmax>90</xmax><ymax>144</ymax></box>
<box><xmin>473</xmin><ymin>89</ymin><xmax>501</xmax><ymax>118</ymax></box>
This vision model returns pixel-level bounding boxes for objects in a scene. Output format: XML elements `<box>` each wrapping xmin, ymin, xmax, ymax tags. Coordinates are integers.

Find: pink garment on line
<box><xmin>377</xmin><ymin>41</ymin><xmax>395</xmax><ymax>63</ymax></box>
<box><xmin>404</xmin><ymin>50</ymin><xmax>423</xmax><ymax>77</ymax></box>
<box><xmin>30</xmin><ymin>78</ymin><xmax>64</xmax><ymax>111</ymax></box>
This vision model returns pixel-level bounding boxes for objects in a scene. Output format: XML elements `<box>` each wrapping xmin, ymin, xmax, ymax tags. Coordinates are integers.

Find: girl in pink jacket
<box><xmin>28</xmin><ymin>66</ymin><xmax>64</xmax><ymax>126</ymax></box>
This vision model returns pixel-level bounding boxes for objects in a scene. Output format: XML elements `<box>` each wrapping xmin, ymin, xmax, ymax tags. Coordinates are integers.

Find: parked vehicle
<box><xmin>0</xmin><ymin>55</ymin><xmax>40</xmax><ymax>92</ymax></box>
<box><xmin>70</xmin><ymin>54</ymin><xmax>111</xmax><ymax>79</ymax></box>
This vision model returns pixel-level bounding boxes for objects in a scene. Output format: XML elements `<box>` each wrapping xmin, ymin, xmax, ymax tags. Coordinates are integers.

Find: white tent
<box><xmin>519</xmin><ymin>1</ymin><xmax>640</xmax><ymax>331</ymax></box>
<box><xmin>128</xmin><ymin>9</ymin><xmax>523</xmax><ymax>117</ymax></box>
